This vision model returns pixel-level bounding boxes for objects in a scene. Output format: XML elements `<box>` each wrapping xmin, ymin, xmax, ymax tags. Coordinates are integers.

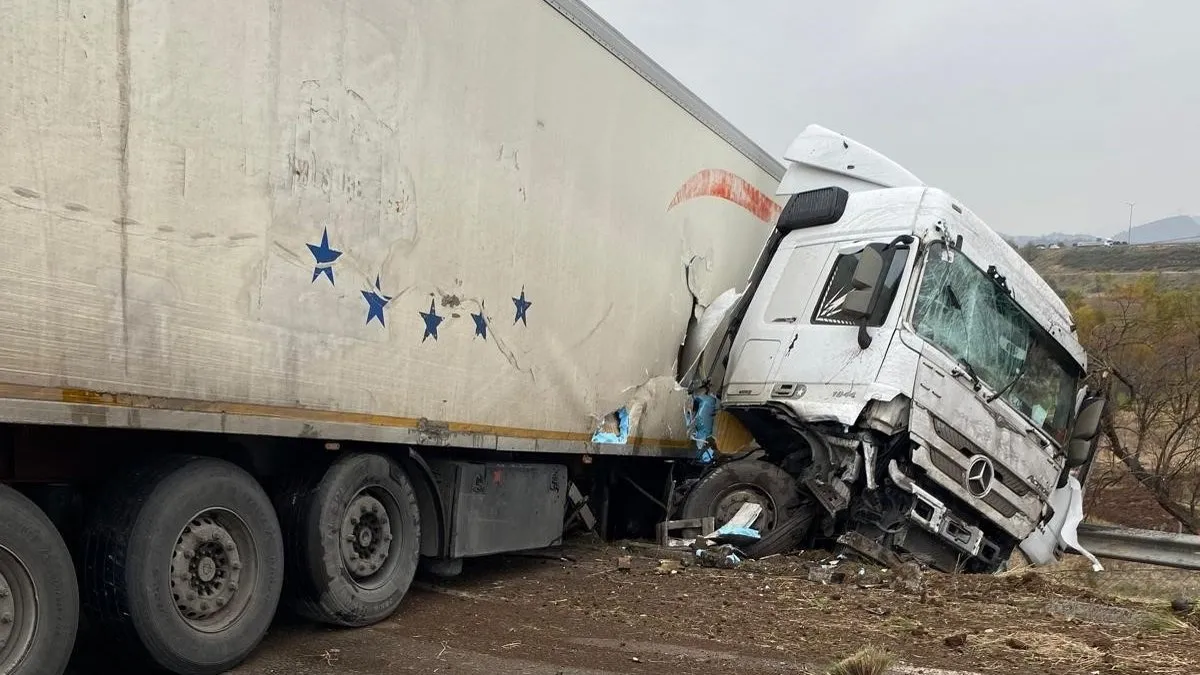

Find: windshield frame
<box><xmin>905</xmin><ymin>241</ymin><xmax>1083</xmax><ymax>445</ymax></box>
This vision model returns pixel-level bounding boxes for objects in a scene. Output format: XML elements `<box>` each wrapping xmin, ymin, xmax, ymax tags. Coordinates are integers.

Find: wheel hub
<box><xmin>171</xmin><ymin>513</ymin><xmax>247</xmax><ymax>628</ymax></box>
<box><xmin>0</xmin><ymin>571</ymin><xmax>13</xmax><ymax>649</ymax></box>
<box><xmin>197</xmin><ymin>556</ymin><xmax>217</xmax><ymax>583</ymax></box>
<box><xmin>0</xmin><ymin>545</ymin><xmax>36</xmax><ymax>668</ymax></box>
<box><xmin>340</xmin><ymin>493</ymin><xmax>393</xmax><ymax>580</ymax></box>
<box><xmin>715</xmin><ymin>488</ymin><xmax>776</xmax><ymax>531</ymax></box>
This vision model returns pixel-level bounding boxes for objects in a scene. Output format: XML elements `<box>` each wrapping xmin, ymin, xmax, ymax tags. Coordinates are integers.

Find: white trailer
<box><xmin>0</xmin><ymin>1</ymin><xmax>789</xmax><ymax>672</ymax></box>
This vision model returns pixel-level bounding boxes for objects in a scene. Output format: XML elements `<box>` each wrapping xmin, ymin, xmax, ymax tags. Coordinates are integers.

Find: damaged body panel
<box><xmin>0</xmin><ymin>0</ymin><xmax>785</xmax><ymax>458</ymax></box>
<box><xmin>679</xmin><ymin>126</ymin><xmax>1105</xmax><ymax>573</ymax></box>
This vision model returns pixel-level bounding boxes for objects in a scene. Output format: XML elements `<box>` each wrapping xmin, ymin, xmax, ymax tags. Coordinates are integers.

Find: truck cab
<box><xmin>680</xmin><ymin>126</ymin><xmax>1104</xmax><ymax>572</ymax></box>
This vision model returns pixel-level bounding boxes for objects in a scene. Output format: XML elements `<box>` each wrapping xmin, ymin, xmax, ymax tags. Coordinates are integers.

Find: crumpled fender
<box><xmin>1019</xmin><ymin>475</ymin><xmax>1103</xmax><ymax>571</ymax></box>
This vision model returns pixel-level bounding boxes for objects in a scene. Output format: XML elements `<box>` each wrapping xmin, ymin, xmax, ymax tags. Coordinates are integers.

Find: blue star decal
<box><xmin>361</xmin><ymin>276</ymin><xmax>391</xmax><ymax>326</ymax></box>
<box><xmin>306</xmin><ymin>227</ymin><xmax>343</xmax><ymax>285</ymax></box>
<box><xmin>471</xmin><ymin>302</ymin><xmax>488</xmax><ymax>340</ymax></box>
<box><xmin>420</xmin><ymin>299</ymin><xmax>444</xmax><ymax>342</ymax></box>
<box><xmin>512</xmin><ymin>287</ymin><xmax>532</xmax><ymax>326</ymax></box>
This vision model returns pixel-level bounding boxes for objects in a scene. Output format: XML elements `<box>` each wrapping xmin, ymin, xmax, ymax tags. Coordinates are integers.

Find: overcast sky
<box><xmin>584</xmin><ymin>0</ymin><xmax>1199</xmax><ymax>237</ymax></box>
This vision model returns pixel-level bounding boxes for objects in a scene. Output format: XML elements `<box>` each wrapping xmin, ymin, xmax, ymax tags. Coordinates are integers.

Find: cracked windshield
<box><xmin>912</xmin><ymin>244</ymin><xmax>1081</xmax><ymax>441</ymax></box>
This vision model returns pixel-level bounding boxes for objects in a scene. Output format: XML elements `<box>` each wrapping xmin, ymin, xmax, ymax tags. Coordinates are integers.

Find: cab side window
<box><xmin>811</xmin><ymin>244</ymin><xmax>910</xmax><ymax>327</ymax></box>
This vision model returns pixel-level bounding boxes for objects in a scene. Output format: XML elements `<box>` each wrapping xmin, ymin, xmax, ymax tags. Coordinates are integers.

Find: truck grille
<box><xmin>926</xmin><ymin>446</ymin><xmax>1020</xmax><ymax>519</ymax></box>
<box><xmin>929</xmin><ymin>415</ymin><xmax>1033</xmax><ymax>497</ymax></box>
<box><xmin>983</xmin><ymin>492</ymin><xmax>1019</xmax><ymax>518</ymax></box>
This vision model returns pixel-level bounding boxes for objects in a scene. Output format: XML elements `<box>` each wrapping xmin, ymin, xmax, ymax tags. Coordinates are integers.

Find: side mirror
<box><xmin>1065</xmin><ymin>438</ymin><xmax>1091</xmax><ymax>469</ymax></box>
<box><xmin>1064</xmin><ymin>397</ymin><xmax>1105</xmax><ymax>469</ymax></box>
<box><xmin>841</xmin><ymin>246</ymin><xmax>884</xmax><ymax>320</ymax></box>
<box><xmin>841</xmin><ymin>246</ymin><xmax>885</xmax><ymax>349</ymax></box>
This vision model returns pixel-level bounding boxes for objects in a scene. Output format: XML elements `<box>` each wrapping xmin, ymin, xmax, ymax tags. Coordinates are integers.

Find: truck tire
<box><xmin>742</xmin><ymin>503</ymin><xmax>818</xmax><ymax>558</ymax></box>
<box><xmin>82</xmin><ymin>456</ymin><xmax>283</xmax><ymax>675</ymax></box>
<box><xmin>0</xmin><ymin>484</ymin><xmax>78</xmax><ymax>675</ymax></box>
<box><xmin>679</xmin><ymin>459</ymin><xmax>802</xmax><ymax>538</ymax></box>
<box><xmin>275</xmin><ymin>452</ymin><xmax>420</xmax><ymax>627</ymax></box>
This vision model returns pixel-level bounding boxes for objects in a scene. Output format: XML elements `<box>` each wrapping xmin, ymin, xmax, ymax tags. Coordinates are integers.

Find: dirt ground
<box><xmin>227</xmin><ymin>539</ymin><xmax>1200</xmax><ymax>675</ymax></box>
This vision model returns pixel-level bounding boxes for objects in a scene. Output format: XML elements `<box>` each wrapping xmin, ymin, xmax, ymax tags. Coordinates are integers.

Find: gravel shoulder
<box><xmin>229</xmin><ymin>539</ymin><xmax>1200</xmax><ymax>675</ymax></box>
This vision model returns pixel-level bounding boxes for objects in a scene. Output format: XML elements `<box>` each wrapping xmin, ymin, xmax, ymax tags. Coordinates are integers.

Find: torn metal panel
<box><xmin>590</xmin><ymin>408</ymin><xmax>630</xmax><ymax>445</ymax></box>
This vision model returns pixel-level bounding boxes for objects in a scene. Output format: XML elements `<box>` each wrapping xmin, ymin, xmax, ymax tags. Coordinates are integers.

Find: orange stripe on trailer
<box><xmin>0</xmin><ymin>383</ymin><xmax>692</xmax><ymax>449</ymax></box>
<box><xmin>669</xmin><ymin>169</ymin><xmax>782</xmax><ymax>224</ymax></box>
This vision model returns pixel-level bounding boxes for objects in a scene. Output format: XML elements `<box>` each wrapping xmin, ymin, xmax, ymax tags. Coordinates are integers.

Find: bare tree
<box><xmin>1075</xmin><ymin>275</ymin><xmax>1200</xmax><ymax>532</ymax></box>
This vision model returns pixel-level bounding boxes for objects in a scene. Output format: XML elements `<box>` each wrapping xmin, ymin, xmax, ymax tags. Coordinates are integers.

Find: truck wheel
<box><xmin>276</xmin><ymin>452</ymin><xmax>420</xmax><ymax>627</ymax></box>
<box><xmin>679</xmin><ymin>459</ymin><xmax>802</xmax><ymax>538</ymax></box>
<box><xmin>742</xmin><ymin>502</ymin><xmax>818</xmax><ymax>558</ymax></box>
<box><xmin>0</xmin><ymin>484</ymin><xmax>78</xmax><ymax>675</ymax></box>
<box><xmin>83</xmin><ymin>456</ymin><xmax>283</xmax><ymax>675</ymax></box>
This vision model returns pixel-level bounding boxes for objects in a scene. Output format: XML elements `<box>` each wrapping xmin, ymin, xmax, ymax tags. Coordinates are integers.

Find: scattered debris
<box><xmin>617</xmin><ymin>555</ymin><xmax>633</xmax><ymax>572</ymax></box>
<box><xmin>701</xmin><ymin>503</ymin><xmax>763</xmax><ymax>547</ymax></box>
<box><xmin>656</xmin><ymin>516</ymin><xmax>715</xmax><ymax>546</ymax></box>
<box><xmin>321</xmin><ymin>648</ymin><xmax>341</xmax><ymax>665</ymax></box>
<box><xmin>655</xmin><ymin>559</ymin><xmax>684</xmax><ymax>575</ymax></box>
<box><xmin>693</xmin><ymin>543</ymin><xmax>742</xmax><ymax>569</ymax></box>
<box><xmin>837</xmin><ymin>531</ymin><xmax>905</xmax><ymax>569</ymax></box>
<box><xmin>808</xmin><ymin>566</ymin><xmax>850</xmax><ymax>585</ymax></box>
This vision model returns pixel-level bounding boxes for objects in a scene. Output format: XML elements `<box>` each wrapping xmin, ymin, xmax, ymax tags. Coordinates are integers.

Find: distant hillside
<box><xmin>1004</xmin><ymin>232</ymin><xmax>1099</xmax><ymax>247</ymax></box>
<box><xmin>1026</xmin><ymin>242</ymin><xmax>1200</xmax><ymax>295</ymax></box>
<box><xmin>1112</xmin><ymin>215</ymin><xmax>1200</xmax><ymax>245</ymax></box>
<box><xmin>1004</xmin><ymin>214</ymin><xmax>1200</xmax><ymax>247</ymax></box>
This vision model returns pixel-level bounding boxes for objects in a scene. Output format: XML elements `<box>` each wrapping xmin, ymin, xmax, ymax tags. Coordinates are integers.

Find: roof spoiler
<box><xmin>778</xmin><ymin>124</ymin><xmax>925</xmax><ymax>196</ymax></box>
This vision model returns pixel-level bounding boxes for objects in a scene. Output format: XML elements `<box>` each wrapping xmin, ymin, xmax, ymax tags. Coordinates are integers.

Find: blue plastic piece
<box><xmin>688</xmin><ymin>394</ymin><xmax>718</xmax><ymax>444</ymax></box>
<box><xmin>687</xmin><ymin>394</ymin><xmax>719</xmax><ymax>463</ymax></box>
<box><xmin>714</xmin><ymin>525</ymin><xmax>760</xmax><ymax>541</ymax></box>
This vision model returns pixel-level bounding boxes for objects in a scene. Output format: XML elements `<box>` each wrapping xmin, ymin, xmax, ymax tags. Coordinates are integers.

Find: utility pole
<box><xmin>1126</xmin><ymin>202</ymin><xmax>1136</xmax><ymax>244</ymax></box>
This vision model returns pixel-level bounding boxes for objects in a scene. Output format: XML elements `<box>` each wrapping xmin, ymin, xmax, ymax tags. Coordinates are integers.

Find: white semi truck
<box><xmin>0</xmin><ymin>0</ymin><xmax>1103</xmax><ymax>673</ymax></box>
<box><xmin>676</xmin><ymin>126</ymin><xmax>1106</xmax><ymax>575</ymax></box>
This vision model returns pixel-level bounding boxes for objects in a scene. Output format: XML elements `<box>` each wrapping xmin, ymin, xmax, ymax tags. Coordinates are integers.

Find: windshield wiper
<box><xmin>986</xmin><ymin>364</ymin><xmax>1025</xmax><ymax>403</ymax></box>
<box><xmin>952</xmin><ymin>358</ymin><xmax>983</xmax><ymax>392</ymax></box>
<box><xmin>987</xmin><ymin>337</ymin><xmax>1032</xmax><ymax>403</ymax></box>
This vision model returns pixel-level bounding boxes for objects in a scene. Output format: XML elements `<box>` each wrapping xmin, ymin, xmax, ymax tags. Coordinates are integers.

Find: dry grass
<box><xmin>972</xmin><ymin>631</ymin><xmax>1106</xmax><ymax>669</ymax></box>
<box><xmin>827</xmin><ymin>646</ymin><xmax>894</xmax><ymax>675</ymax></box>
<box><xmin>1141</xmin><ymin>613</ymin><xmax>1192</xmax><ymax>634</ymax></box>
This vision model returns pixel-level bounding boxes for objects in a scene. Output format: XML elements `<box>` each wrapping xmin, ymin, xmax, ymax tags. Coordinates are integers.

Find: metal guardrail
<box><xmin>1075</xmin><ymin>523</ymin><xmax>1200</xmax><ymax>570</ymax></box>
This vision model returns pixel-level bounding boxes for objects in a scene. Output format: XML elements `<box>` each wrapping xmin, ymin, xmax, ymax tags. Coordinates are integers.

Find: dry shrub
<box><xmin>827</xmin><ymin>645</ymin><xmax>894</xmax><ymax>675</ymax></box>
